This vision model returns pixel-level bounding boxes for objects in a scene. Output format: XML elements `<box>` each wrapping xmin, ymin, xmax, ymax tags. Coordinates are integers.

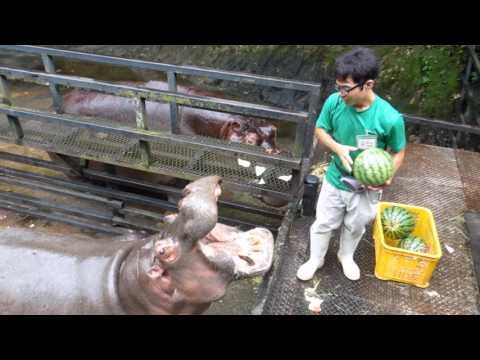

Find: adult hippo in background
<box><xmin>0</xmin><ymin>176</ymin><xmax>274</xmax><ymax>315</ymax></box>
<box><xmin>49</xmin><ymin>80</ymin><xmax>288</xmax><ymax>206</ymax></box>
<box><xmin>60</xmin><ymin>80</ymin><xmax>280</xmax><ymax>154</ymax></box>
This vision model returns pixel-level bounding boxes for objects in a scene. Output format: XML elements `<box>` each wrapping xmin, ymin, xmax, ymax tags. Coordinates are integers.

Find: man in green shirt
<box><xmin>297</xmin><ymin>47</ymin><xmax>407</xmax><ymax>281</ymax></box>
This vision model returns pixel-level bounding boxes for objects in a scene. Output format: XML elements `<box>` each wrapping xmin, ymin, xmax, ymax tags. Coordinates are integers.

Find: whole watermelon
<box><xmin>353</xmin><ymin>148</ymin><xmax>394</xmax><ymax>186</ymax></box>
<box><xmin>399</xmin><ymin>235</ymin><xmax>429</xmax><ymax>253</ymax></box>
<box><xmin>381</xmin><ymin>206</ymin><xmax>416</xmax><ymax>240</ymax></box>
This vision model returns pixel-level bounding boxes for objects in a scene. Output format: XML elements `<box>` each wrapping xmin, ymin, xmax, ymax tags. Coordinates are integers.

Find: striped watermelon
<box><xmin>381</xmin><ymin>206</ymin><xmax>416</xmax><ymax>240</ymax></box>
<box><xmin>353</xmin><ymin>148</ymin><xmax>394</xmax><ymax>186</ymax></box>
<box><xmin>399</xmin><ymin>235</ymin><xmax>429</xmax><ymax>253</ymax></box>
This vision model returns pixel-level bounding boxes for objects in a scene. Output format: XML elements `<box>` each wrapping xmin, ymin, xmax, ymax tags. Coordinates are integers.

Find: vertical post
<box><xmin>291</xmin><ymin>85</ymin><xmax>321</xmax><ymax>203</ymax></box>
<box><xmin>0</xmin><ymin>75</ymin><xmax>24</xmax><ymax>144</ymax></box>
<box><xmin>0</xmin><ymin>75</ymin><xmax>12</xmax><ymax>105</ymax></box>
<box><xmin>303</xmin><ymin>86</ymin><xmax>322</xmax><ymax>158</ymax></box>
<box><xmin>294</xmin><ymin>122</ymin><xmax>306</xmax><ymax>158</ymax></box>
<box><xmin>135</xmin><ymin>97</ymin><xmax>152</xmax><ymax>167</ymax></box>
<box><xmin>41</xmin><ymin>53</ymin><xmax>64</xmax><ymax>113</ymax></box>
<box><xmin>468</xmin><ymin>45</ymin><xmax>480</xmax><ymax>74</ymax></box>
<box><xmin>167</xmin><ymin>71</ymin><xmax>179</xmax><ymax>134</ymax></box>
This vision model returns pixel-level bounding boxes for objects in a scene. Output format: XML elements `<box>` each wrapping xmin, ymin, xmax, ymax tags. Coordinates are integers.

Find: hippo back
<box><xmin>0</xmin><ymin>228</ymin><xmax>141</xmax><ymax>315</ymax></box>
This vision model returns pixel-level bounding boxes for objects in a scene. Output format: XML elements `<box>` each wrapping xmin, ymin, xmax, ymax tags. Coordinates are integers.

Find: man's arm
<box><xmin>316</xmin><ymin>128</ymin><xmax>357</xmax><ymax>173</ymax></box>
<box><xmin>391</xmin><ymin>148</ymin><xmax>406</xmax><ymax>177</ymax></box>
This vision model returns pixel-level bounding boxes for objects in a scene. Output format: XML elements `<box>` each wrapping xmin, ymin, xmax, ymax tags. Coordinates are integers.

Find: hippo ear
<box><xmin>219</xmin><ymin>121</ymin><xmax>242</xmax><ymax>139</ymax></box>
<box><xmin>258</xmin><ymin>125</ymin><xmax>280</xmax><ymax>154</ymax></box>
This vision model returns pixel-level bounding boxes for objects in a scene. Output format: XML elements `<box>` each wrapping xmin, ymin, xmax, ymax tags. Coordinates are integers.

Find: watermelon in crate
<box><xmin>399</xmin><ymin>235</ymin><xmax>429</xmax><ymax>254</ymax></box>
<box><xmin>381</xmin><ymin>206</ymin><xmax>416</xmax><ymax>241</ymax></box>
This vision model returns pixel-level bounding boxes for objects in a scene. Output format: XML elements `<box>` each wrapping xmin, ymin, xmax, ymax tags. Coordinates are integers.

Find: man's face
<box><xmin>336</xmin><ymin>76</ymin><xmax>372</xmax><ymax>106</ymax></box>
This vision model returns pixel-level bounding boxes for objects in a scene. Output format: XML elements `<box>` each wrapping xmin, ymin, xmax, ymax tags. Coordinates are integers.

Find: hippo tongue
<box><xmin>198</xmin><ymin>225</ymin><xmax>274</xmax><ymax>280</ymax></box>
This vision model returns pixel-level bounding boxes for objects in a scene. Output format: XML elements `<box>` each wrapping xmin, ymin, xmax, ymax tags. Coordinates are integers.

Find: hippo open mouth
<box><xmin>197</xmin><ymin>223</ymin><xmax>274</xmax><ymax>280</ymax></box>
<box><xmin>146</xmin><ymin>175</ymin><xmax>275</xmax><ymax>307</ymax></box>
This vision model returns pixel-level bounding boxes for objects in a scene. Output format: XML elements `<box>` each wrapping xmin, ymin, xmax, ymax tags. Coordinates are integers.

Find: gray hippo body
<box><xmin>0</xmin><ymin>230</ymin><xmax>136</xmax><ymax>315</ymax></box>
<box><xmin>0</xmin><ymin>176</ymin><xmax>274</xmax><ymax>315</ymax></box>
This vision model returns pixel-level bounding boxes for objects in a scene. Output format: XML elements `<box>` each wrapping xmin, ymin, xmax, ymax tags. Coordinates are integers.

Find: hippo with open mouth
<box><xmin>0</xmin><ymin>176</ymin><xmax>274</xmax><ymax>315</ymax></box>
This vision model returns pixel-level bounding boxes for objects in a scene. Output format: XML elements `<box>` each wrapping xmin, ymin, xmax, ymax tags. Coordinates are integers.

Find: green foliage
<box><xmin>374</xmin><ymin>45</ymin><xmax>467</xmax><ymax>119</ymax></box>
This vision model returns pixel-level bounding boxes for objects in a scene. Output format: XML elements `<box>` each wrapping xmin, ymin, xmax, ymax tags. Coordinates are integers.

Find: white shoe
<box><xmin>337</xmin><ymin>226</ymin><xmax>363</xmax><ymax>281</ymax></box>
<box><xmin>297</xmin><ymin>231</ymin><xmax>332</xmax><ymax>281</ymax></box>
<box><xmin>296</xmin><ymin>259</ymin><xmax>324</xmax><ymax>281</ymax></box>
<box><xmin>337</xmin><ymin>256</ymin><xmax>360</xmax><ymax>281</ymax></box>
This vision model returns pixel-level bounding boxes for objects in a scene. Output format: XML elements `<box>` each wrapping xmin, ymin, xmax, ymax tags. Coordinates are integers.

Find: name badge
<box><xmin>356</xmin><ymin>134</ymin><xmax>378</xmax><ymax>150</ymax></box>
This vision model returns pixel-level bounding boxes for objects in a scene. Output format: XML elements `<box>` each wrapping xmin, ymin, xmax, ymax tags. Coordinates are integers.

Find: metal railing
<box><xmin>0</xmin><ymin>45</ymin><xmax>322</xmax><ymax>157</ymax></box>
<box><xmin>0</xmin><ymin>45</ymin><xmax>322</xmax><ymax>212</ymax></box>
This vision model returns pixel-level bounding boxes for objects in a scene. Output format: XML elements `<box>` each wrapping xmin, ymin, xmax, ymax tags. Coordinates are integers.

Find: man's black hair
<box><xmin>335</xmin><ymin>47</ymin><xmax>380</xmax><ymax>85</ymax></box>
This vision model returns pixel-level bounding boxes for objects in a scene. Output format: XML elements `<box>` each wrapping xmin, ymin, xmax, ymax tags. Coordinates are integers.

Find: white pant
<box><xmin>311</xmin><ymin>179</ymin><xmax>381</xmax><ymax>253</ymax></box>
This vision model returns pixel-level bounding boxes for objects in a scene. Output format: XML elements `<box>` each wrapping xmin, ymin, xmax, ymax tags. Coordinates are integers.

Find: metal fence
<box><xmin>0</xmin><ymin>45</ymin><xmax>322</xmax><ymax>205</ymax></box>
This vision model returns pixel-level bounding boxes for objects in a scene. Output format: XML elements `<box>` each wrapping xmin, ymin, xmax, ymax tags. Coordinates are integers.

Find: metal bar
<box><xmin>404</xmin><ymin>114</ymin><xmax>480</xmax><ymax>135</ymax></box>
<box><xmin>0</xmin><ymin>105</ymin><xmax>301</xmax><ymax>169</ymax></box>
<box><xmin>83</xmin><ymin>168</ymin><xmax>285</xmax><ymax>218</ymax></box>
<box><xmin>293</xmin><ymin>123</ymin><xmax>306</xmax><ymax>157</ymax></box>
<box><xmin>167</xmin><ymin>71</ymin><xmax>179</xmax><ymax>134</ymax></box>
<box><xmin>468</xmin><ymin>45</ymin><xmax>480</xmax><ymax>75</ymax></box>
<box><xmin>0</xmin><ymin>200</ymin><xmax>127</xmax><ymax>235</ymax></box>
<box><xmin>0</xmin><ymin>45</ymin><xmax>320</xmax><ymax>92</ymax></box>
<box><xmin>0</xmin><ymin>75</ymin><xmax>12</xmax><ymax>105</ymax></box>
<box><xmin>83</xmin><ymin>168</ymin><xmax>181</xmax><ymax>197</ymax></box>
<box><xmin>0</xmin><ymin>166</ymin><xmax>179</xmax><ymax>210</ymax></box>
<box><xmin>40</xmin><ymin>53</ymin><xmax>64</xmax><ymax>113</ymax></box>
<box><xmin>256</xmin><ymin>202</ymin><xmax>299</xmax><ymax>314</ymax></box>
<box><xmin>0</xmin><ymin>175</ymin><xmax>124</xmax><ymax>209</ymax></box>
<box><xmin>0</xmin><ymin>66</ymin><xmax>309</xmax><ymax>123</ymax></box>
<box><xmin>118</xmin><ymin>206</ymin><xmax>170</xmax><ymax>222</ymax></box>
<box><xmin>303</xmin><ymin>87</ymin><xmax>322</xmax><ymax>158</ymax></box>
<box><xmin>0</xmin><ymin>75</ymin><xmax>24</xmax><ymax>143</ymax></box>
<box><xmin>7</xmin><ymin>114</ymin><xmax>24</xmax><ymax>143</ymax></box>
<box><xmin>45</xmin><ymin>152</ymin><xmax>84</xmax><ymax>176</ymax></box>
<box><xmin>111</xmin><ymin>216</ymin><xmax>163</xmax><ymax>233</ymax></box>
<box><xmin>456</xmin><ymin>57</ymin><xmax>474</xmax><ymax>147</ymax></box>
<box><xmin>134</xmin><ymin>96</ymin><xmax>152</xmax><ymax>166</ymax></box>
<box><xmin>0</xmin><ymin>191</ymin><xmax>113</xmax><ymax>222</ymax></box>
<box><xmin>0</xmin><ymin>151</ymin><xmax>72</xmax><ymax>173</ymax></box>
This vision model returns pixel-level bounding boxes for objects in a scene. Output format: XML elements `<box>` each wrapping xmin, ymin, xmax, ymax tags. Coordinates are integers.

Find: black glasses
<box><xmin>335</xmin><ymin>82</ymin><xmax>364</xmax><ymax>94</ymax></box>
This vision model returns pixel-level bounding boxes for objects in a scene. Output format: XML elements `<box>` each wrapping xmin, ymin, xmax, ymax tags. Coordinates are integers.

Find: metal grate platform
<box><xmin>456</xmin><ymin>149</ymin><xmax>480</xmax><ymax>212</ymax></box>
<box><xmin>262</xmin><ymin>144</ymin><xmax>480</xmax><ymax>315</ymax></box>
<box><xmin>0</xmin><ymin>115</ymin><xmax>295</xmax><ymax>195</ymax></box>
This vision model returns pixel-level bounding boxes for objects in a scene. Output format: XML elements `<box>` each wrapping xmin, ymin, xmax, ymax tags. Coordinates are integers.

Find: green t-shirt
<box><xmin>317</xmin><ymin>92</ymin><xmax>406</xmax><ymax>192</ymax></box>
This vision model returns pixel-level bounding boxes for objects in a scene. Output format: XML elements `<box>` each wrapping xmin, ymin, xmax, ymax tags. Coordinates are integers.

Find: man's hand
<box><xmin>367</xmin><ymin>178</ymin><xmax>392</xmax><ymax>191</ymax></box>
<box><xmin>335</xmin><ymin>144</ymin><xmax>358</xmax><ymax>173</ymax></box>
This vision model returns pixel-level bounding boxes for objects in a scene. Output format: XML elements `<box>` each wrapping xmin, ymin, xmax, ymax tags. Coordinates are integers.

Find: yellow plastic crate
<box><xmin>373</xmin><ymin>202</ymin><xmax>442</xmax><ymax>288</ymax></box>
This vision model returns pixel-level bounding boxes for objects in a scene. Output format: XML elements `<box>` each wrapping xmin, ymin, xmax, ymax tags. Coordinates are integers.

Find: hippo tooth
<box><xmin>237</xmin><ymin>158</ymin><xmax>251</xmax><ymax>168</ymax></box>
<box><xmin>278</xmin><ymin>175</ymin><xmax>292</xmax><ymax>182</ymax></box>
<box><xmin>255</xmin><ymin>166</ymin><xmax>266</xmax><ymax>177</ymax></box>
